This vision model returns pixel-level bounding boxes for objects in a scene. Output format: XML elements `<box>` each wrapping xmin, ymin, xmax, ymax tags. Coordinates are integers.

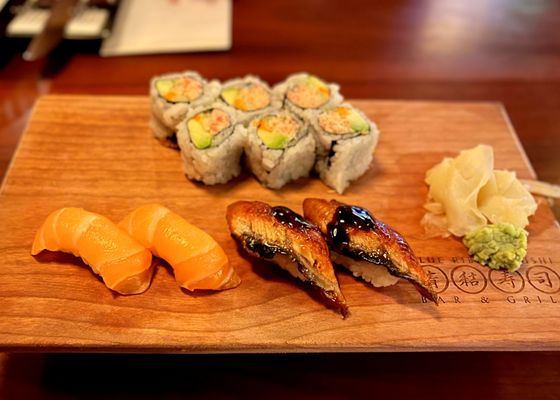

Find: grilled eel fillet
<box><xmin>303</xmin><ymin>198</ymin><xmax>438</xmax><ymax>304</ymax></box>
<box><xmin>226</xmin><ymin>201</ymin><xmax>349</xmax><ymax>317</ymax></box>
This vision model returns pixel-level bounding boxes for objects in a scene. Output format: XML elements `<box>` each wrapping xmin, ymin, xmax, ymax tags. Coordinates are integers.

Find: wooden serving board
<box><xmin>0</xmin><ymin>95</ymin><xmax>559</xmax><ymax>352</ymax></box>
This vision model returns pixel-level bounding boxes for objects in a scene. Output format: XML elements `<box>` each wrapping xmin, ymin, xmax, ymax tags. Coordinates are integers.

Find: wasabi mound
<box><xmin>463</xmin><ymin>223</ymin><xmax>528</xmax><ymax>272</ymax></box>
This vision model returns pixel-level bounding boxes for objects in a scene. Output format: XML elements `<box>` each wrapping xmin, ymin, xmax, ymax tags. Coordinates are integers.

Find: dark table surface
<box><xmin>0</xmin><ymin>0</ymin><xmax>559</xmax><ymax>398</ymax></box>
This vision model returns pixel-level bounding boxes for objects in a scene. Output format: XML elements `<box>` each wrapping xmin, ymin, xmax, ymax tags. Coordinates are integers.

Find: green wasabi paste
<box><xmin>463</xmin><ymin>223</ymin><xmax>528</xmax><ymax>272</ymax></box>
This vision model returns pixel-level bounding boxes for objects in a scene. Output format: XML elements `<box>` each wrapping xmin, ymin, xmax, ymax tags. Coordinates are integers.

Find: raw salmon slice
<box><xmin>119</xmin><ymin>204</ymin><xmax>240</xmax><ymax>291</ymax></box>
<box><xmin>32</xmin><ymin>208</ymin><xmax>153</xmax><ymax>294</ymax></box>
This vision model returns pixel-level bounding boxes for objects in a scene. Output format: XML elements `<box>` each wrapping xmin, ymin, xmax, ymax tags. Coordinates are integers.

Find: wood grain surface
<box><xmin>0</xmin><ymin>1</ymin><xmax>559</xmax><ymax>397</ymax></box>
<box><xmin>0</xmin><ymin>95</ymin><xmax>558</xmax><ymax>353</ymax></box>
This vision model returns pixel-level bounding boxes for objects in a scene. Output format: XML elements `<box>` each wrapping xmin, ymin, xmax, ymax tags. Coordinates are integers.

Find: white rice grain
<box><xmin>310</xmin><ymin>103</ymin><xmax>379</xmax><ymax>193</ymax></box>
<box><xmin>177</xmin><ymin>103</ymin><xmax>245</xmax><ymax>185</ymax></box>
<box><xmin>243</xmin><ymin>112</ymin><xmax>316</xmax><ymax>189</ymax></box>
<box><xmin>150</xmin><ymin>71</ymin><xmax>221</xmax><ymax>130</ymax></box>
<box><xmin>273</xmin><ymin>72</ymin><xmax>343</xmax><ymax>121</ymax></box>
<box><xmin>219</xmin><ymin>75</ymin><xmax>282</xmax><ymax>125</ymax></box>
<box><xmin>332</xmin><ymin>252</ymin><xmax>399</xmax><ymax>287</ymax></box>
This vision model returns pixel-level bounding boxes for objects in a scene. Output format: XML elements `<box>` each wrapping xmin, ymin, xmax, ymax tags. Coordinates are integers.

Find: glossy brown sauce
<box><xmin>327</xmin><ymin>205</ymin><xmax>375</xmax><ymax>245</ymax></box>
<box><xmin>327</xmin><ymin>205</ymin><xmax>390</xmax><ymax>265</ymax></box>
<box><xmin>271</xmin><ymin>206</ymin><xmax>314</xmax><ymax>230</ymax></box>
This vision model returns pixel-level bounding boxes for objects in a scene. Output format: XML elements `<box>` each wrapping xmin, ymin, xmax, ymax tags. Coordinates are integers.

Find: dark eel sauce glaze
<box><xmin>327</xmin><ymin>205</ymin><xmax>375</xmax><ymax>246</ymax></box>
<box><xmin>271</xmin><ymin>206</ymin><xmax>315</xmax><ymax>231</ymax></box>
<box><xmin>327</xmin><ymin>205</ymin><xmax>391</xmax><ymax>266</ymax></box>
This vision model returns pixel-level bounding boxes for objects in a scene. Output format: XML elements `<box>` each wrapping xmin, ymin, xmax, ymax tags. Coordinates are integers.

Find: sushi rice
<box><xmin>177</xmin><ymin>103</ymin><xmax>245</xmax><ymax>185</ymax></box>
<box><xmin>273</xmin><ymin>73</ymin><xmax>343</xmax><ymax>120</ymax></box>
<box><xmin>150</xmin><ymin>71</ymin><xmax>221</xmax><ymax>144</ymax></box>
<box><xmin>310</xmin><ymin>103</ymin><xmax>379</xmax><ymax>193</ymax></box>
<box><xmin>243</xmin><ymin>110</ymin><xmax>316</xmax><ymax>189</ymax></box>
<box><xmin>331</xmin><ymin>252</ymin><xmax>400</xmax><ymax>287</ymax></box>
<box><xmin>219</xmin><ymin>75</ymin><xmax>282</xmax><ymax>124</ymax></box>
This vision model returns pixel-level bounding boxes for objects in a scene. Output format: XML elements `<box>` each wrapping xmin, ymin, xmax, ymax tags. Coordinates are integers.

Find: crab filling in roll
<box><xmin>256</xmin><ymin>114</ymin><xmax>300</xmax><ymax>149</ymax></box>
<box><xmin>156</xmin><ymin>77</ymin><xmax>204</xmax><ymax>103</ymax></box>
<box><xmin>318</xmin><ymin>107</ymin><xmax>370</xmax><ymax>135</ymax></box>
<box><xmin>221</xmin><ymin>83</ymin><xmax>271</xmax><ymax>111</ymax></box>
<box><xmin>187</xmin><ymin>109</ymin><xmax>231</xmax><ymax>149</ymax></box>
<box><xmin>286</xmin><ymin>75</ymin><xmax>331</xmax><ymax>109</ymax></box>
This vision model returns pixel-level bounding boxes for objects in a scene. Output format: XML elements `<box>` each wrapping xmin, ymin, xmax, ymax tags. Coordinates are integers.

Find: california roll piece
<box><xmin>227</xmin><ymin>200</ymin><xmax>349</xmax><ymax>317</ymax></box>
<box><xmin>311</xmin><ymin>103</ymin><xmax>379</xmax><ymax>193</ymax></box>
<box><xmin>303</xmin><ymin>198</ymin><xmax>438</xmax><ymax>304</ymax></box>
<box><xmin>219</xmin><ymin>75</ymin><xmax>281</xmax><ymax>124</ymax></box>
<box><xmin>274</xmin><ymin>73</ymin><xmax>343</xmax><ymax>119</ymax></box>
<box><xmin>177</xmin><ymin>104</ymin><xmax>244</xmax><ymax>185</ymax></box>
<box><xmin>243</xmin><ymin>111</ymin><xmax>315</xmax><ymax>189</ymax></box>
<box><xmin>150</xmin><ymin>71</ymin><xmax>220</xmax><ymax>146</ymax></box>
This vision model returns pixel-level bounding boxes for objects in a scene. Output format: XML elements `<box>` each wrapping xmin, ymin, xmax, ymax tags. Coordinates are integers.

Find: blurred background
<box><xmin>0</xmin><ymin>0</ymin><xmax>559</xmax><ymax>398</ymax></box>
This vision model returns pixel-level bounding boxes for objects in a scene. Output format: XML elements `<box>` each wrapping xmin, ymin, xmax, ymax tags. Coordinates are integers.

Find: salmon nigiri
<box><xmin>32</xmin><ymin>208</ymin><xmax>153</xmax><ymax>294</ymax></box>
<box><xmin>119</xmin><ymin>204</ymin><xmax>240</xmax><ymax>291</ymax></box>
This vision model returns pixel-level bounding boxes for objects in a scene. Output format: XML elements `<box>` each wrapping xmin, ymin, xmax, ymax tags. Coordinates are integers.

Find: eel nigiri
<box><xmin>119</xmin><ymin>204</ymin><xmax>240</xmax><ymax>291</ymax></box>
<box><xmin>303</xmin><ymin>198</ymin><xmax>438</xmax><ymax>304</ymax></box>
<box><xmin>226</xmin><ymin>200</ymin><xmax>348</xmax><ymax>317</ymax></box>
<box><xmin>32</xmin><ymin>208</ymin><xmax>153</xmax><ymax>295</ymax></box>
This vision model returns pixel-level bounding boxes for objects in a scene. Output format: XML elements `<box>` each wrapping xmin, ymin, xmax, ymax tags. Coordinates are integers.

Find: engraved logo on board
<box><xmin>418</xmin><ymin>257</ymin><xmax>559</xmax><ymax>304</ymax></box>
<box><xmin>451</xmin><ymin>265</ymin><xmax>487</xmax><ymax>294</ymax></box>
<box><xmin>422</xmin><ymin>265</ymin><xmax>449</xmax><ymax>294</ymax></box>
<box><xmin>489</xmin><ymin>270</ymin><xmax>525</xmax><ymax>294</ymax></box>
<box><xmin>527</xmin><ymin>265</ymin><xmax>560</xmax><ymax>294</ymax></box>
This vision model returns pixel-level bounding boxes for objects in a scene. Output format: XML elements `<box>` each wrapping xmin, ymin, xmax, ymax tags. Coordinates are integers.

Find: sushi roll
<box><xmin>274</xmin><ymin>73</ymin><xmax>343</xmax><ymax>120</ymax></box>
<box><xmin>227</xmin><ymin>201</ymin><xmax>348</xmax><ymax>317</ymax></box>
<box><xmin>243</xmin><ymin>110</ymin><xmax>316</xmax><ymax>189</ymax></box>
<box><xmin>310</xmin><ymin>103</ymin><xmax>379</xmax><ymax>193</ymax></box>
<box><xmin>219</xmin><ymin>75</ymin><xmax>281</xmax><ymax>124</ymax></box>
<box><xmin>177</xmin><ymin>103</ymin><xmax>245</xmax><ymax>185</ymax></box>
<box><xmin>150</xmin><ymin>71</ymin><xmax>221</xmax><ymax>146</ymax></box>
